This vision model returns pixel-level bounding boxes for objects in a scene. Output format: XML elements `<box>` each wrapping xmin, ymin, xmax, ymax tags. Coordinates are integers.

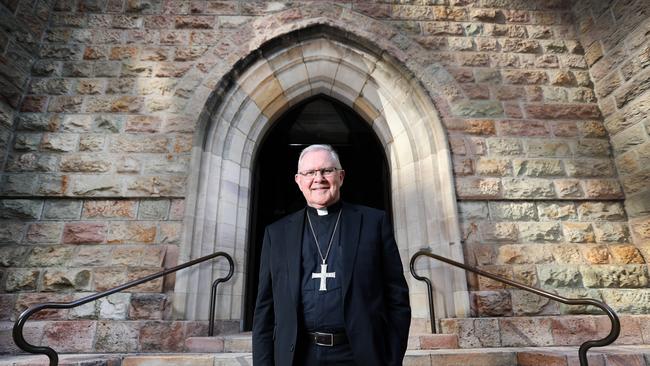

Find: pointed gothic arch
<box><xmin>173</xmin><ymin>25</ymin><xmax>469</xmax><ymax>332</ymax></box>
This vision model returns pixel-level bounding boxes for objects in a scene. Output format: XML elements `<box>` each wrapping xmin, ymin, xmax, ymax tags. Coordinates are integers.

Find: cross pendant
<box><xmin>312</xmin><ymin>263</ymin><xmax>335</xmax><ymax>291</ymax></box>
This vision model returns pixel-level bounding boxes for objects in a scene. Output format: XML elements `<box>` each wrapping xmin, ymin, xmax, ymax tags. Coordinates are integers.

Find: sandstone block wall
<box><xmin>572</xmin><ymin>0</ymin><xmax>650</xmax><ymax>256</ymax></box>
<box><xmin>1</xmin><ymin>0</ymin><xmax>51</xmax><ymax>182</ymax></box>
<box><xmin>0</xmin><ymin>0</ymin><xmax>649</xmax><ymax>353</ymax></box>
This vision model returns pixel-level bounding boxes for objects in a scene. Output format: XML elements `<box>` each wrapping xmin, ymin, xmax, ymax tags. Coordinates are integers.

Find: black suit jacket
<box><xmin>252</xmin><ymin>202</ymin><xmax>411</xmax><ymax>365</ymax></box>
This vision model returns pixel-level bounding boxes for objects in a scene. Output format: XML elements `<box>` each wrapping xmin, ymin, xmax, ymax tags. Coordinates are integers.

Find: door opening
<box><xmin>243</xmin><ymin>95</ymin><xmax>391</xmax><ymax>330</ymax></box>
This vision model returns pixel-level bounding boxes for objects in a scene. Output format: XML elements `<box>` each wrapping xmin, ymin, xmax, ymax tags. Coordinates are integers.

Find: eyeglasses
<box><xmin>297</xmin><ymin>167</ymin><xmax>339</xmax><ymax>178</ymax></box>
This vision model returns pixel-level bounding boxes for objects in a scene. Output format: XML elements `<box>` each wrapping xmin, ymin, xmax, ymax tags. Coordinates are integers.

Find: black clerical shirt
<box><xmin>300</xmin><ymin>201</ymin><xmax>345</xmax><ymax>332</ymax></box>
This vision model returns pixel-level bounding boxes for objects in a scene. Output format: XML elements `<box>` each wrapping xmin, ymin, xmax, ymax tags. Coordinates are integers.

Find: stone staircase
<box><xmin>3</xmin><ymin>345</ymin><xmax>650</xmax><ymax>366</ymax></box>
<box><xmin>178</xmin><ymin>331</ymin><xmax>650</xmax><ymax>365</ymax></box>
<box><xmin>3</xmin><ymin>315</ymin><xmax>650</xmax><ymax>365</ymax></box>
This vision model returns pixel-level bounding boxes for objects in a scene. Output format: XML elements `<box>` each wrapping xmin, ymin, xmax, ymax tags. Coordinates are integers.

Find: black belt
<box><xmin>306</xmin><ymin>331</ymin><xmax>348</xmax><ymax>347</ymax></box>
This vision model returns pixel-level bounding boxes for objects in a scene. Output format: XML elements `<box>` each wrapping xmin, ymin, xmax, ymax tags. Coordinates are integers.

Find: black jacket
<box><xmin>252</xmin><ymin>202</ymin><xmax>411</xmax><ymax>365</ymax></box>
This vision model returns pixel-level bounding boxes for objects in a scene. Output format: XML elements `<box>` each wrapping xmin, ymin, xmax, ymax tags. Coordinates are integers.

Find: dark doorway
<box><xmin>243</xmin><ymin>95</ymin><xmax>391</xmax><ymax>330</ymax></box>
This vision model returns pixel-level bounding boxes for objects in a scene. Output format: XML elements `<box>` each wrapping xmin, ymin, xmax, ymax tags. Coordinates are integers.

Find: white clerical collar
<box><xmin>307</xmin><ymin>200</ymin><xmax>342</xmax><ymax>216</ymax></box>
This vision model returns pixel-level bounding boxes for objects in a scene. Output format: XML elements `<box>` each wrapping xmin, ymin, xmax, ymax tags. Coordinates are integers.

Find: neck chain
<box><xmin>306</xmin><ymin>209</ymin><xmax>342</xmax><ymax>265</ymax></box>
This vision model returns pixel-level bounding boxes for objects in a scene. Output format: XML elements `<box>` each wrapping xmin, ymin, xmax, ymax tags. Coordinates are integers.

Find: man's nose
<box><xmin>313</xmin><ymin>170</ymin><xmax>327</xmax><ymax>180</ymax></box>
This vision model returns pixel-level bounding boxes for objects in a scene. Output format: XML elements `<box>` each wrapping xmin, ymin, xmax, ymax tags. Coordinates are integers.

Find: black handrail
<box><xmin>410</xmin><ymin>258</ymin><xmax>437</xmax><ymax>334</ymax></box>
<box><xmin>208</xmin><ymin>253</ymin><xmax>234</xmax><ymax>336</ymax></box>
<box><xmin>410</xmin><ymin>247</ymin><xmax>620</xmax><ymax>366</ymax></box>
<box><xmin>13</xmin><ymin>251</ymin><xmax>234</xmax><ymax>366</ymax></box>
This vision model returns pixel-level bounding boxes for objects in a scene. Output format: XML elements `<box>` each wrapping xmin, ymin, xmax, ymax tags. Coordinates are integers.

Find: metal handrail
<box><xmin>209</xmin><ymin>253</ymin><xmax>234</xmax><ymax>336</ymax></box>
<box><xmin>410</xmin><ymin>248</ymin><xmax>620</xmax><ymax>366</ymax></box>
<box><xmin>13</xmin><ymin>251</ymin><xmax>234</xmax><ymax>366</ymax></box>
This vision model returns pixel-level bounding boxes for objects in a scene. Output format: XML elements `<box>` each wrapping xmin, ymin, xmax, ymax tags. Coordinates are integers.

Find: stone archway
<box><xmin>173</xmin><ymin>27</ymin><xmax>469</xmax><ymax>330</ymax></box>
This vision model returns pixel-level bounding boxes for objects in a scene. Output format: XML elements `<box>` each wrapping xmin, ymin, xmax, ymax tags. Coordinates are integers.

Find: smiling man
<box><xmin>253</xmin><ymin>144</ymin><xmax>411</xmax><ymax>366</ymax></box>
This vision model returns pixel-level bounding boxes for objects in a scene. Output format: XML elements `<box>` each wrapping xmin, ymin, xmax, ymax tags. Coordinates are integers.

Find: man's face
<box><xmin>295</xmin><ymin>150</ymin><xmax>345</xmax><ymax>209</ymax></box>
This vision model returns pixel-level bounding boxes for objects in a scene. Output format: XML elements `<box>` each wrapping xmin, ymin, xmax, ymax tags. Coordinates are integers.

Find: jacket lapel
<box><xmin>285</xmin><ymin>208</ymin><xmax>305</xmax><ymax>308</ymax></box>
<box><xmin>341</xmin><ymin>203</ymin><xmax>361</xmax><ymax>299</ymax></box>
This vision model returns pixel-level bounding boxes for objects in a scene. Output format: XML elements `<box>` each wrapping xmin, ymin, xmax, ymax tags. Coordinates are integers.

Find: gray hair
<box><xmin>297</xmin><ymin>144</ymin><xmax>342</xmax><ymax>171</ymax></box>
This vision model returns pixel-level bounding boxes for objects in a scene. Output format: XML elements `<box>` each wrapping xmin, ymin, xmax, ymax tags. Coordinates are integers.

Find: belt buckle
<box><xmin>315</xmin><ymin>332</ymin><xmax>334</xmax><ymax>347</ymax></box>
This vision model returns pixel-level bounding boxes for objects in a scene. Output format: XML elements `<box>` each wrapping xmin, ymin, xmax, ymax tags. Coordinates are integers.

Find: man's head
<box><xmin>295</xmin><ymin>144</ymin><xmax>345</xmax><ymax>209</ymax></box>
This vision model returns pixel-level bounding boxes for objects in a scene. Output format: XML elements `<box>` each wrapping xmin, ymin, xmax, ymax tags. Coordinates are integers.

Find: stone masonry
<box><xmin>572</xmin><ymin>0</ymin><xmax>650</xmax><ymax>264</ymax></box>
<box><xmin>1</xmin><ymin>0</ymin><xmax>649</xmax><ymax>354</ymax></box>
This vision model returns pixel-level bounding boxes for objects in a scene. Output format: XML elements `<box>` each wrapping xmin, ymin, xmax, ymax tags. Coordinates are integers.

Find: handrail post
<box><xmin>13</xmin><ymin>304</ymin><xmax>60</xmax><ymax>366</ymax></box>
<box><xmin>409</xmin><ymin>248</ymin><xmax>437</xmax><ymax>333</ymax></box>
<box><xmin>410</xmin><ymin>248</ymin><xmax>621</xmax><ymax>366</ymax></box>
<box><xmin>208</xmin><ymin>254</ymin><xmax>235</xmax><ymax>336</ymax></box>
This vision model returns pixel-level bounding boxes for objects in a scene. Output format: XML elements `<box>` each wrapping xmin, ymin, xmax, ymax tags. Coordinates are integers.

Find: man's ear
<box><xmin>294</xmin><ymin>174</ymin><xmax>300</xmax><ymax>186</ymax></box>
<box><xmin>339</xmin><ymin>170</ymin><xmax>345</xmax><ymax>185</ymax></box>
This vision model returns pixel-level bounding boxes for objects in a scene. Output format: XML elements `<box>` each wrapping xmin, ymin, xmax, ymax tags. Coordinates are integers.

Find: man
<box><xmin>253</xmin><ymin>144</ymin><xmax>411</xmax><ymax>365</ymax></box>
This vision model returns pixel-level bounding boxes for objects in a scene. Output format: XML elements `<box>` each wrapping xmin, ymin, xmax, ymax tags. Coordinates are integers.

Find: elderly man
<box><xmin>253</xmin><ymin>144</ymin><xmax>411</xmax><ymax>365</ymax></box>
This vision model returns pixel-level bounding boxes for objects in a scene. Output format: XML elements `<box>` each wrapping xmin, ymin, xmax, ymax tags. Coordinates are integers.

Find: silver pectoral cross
<box><xmin>312</xmin><ymin>263</ymin><xmax>335</xmax><ymax>291</ymax></box>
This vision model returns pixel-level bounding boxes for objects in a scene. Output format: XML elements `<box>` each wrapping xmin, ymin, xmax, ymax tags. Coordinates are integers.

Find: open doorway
<box><xmin>243</xmin><ymin>95</ymin><xmax>391</xmax><ymax>329</ymax></box>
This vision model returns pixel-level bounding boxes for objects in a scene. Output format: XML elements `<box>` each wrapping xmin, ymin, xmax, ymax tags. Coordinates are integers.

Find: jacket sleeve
<box><xmin>381</xmin><ymin>212</ymin><xmax>411</xmax><ymax>366</ymax></box>
<box><xmin>252</xmin><ymin>227</ymin><xmax>275</xmax><ymax>365</ymax></box>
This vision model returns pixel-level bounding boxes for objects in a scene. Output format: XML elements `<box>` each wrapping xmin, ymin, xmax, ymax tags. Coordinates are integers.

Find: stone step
<box><xmin>409</xmin><ymin>333</ymin><xmax>459</xmax><ymax>350</ymax></box>
<box><xmin>121</xmin><ymin>354</ymin><xmax>251</xmax><ymax>366</ymax></box>
<box><xmin>0</xmin><ymin>354</ymin><xmax>123</xmax><ymax>366</ymax></box>
<box><xmin>185</xmin><ymin>332</ymin><xmax>253</xmax><ymax>353</ymax></box>
<box><xmin>3</xmin><ymin>346</ymin><xmax>650</xmax><ymax>366</ymax></box>
<box><xmin>185</xmin><ymin>332</ymin><xmax>459</xmax><ymax>352</ymax></box>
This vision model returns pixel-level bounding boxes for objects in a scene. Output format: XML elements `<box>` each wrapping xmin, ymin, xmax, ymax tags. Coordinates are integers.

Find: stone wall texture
<box><xmin>0</xmin><ymin>0</ymin><xmax>649</xmax><ymax>354</ymax></box>
<box><xmin>0</xmin><ymin>0</ymin><xmax>52</xmax><ymax>191</ymax></box>
<box><xmin>572</xmin><ymin>0</ymin><xmax>650</xmax><ymax>255</ymax></box>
